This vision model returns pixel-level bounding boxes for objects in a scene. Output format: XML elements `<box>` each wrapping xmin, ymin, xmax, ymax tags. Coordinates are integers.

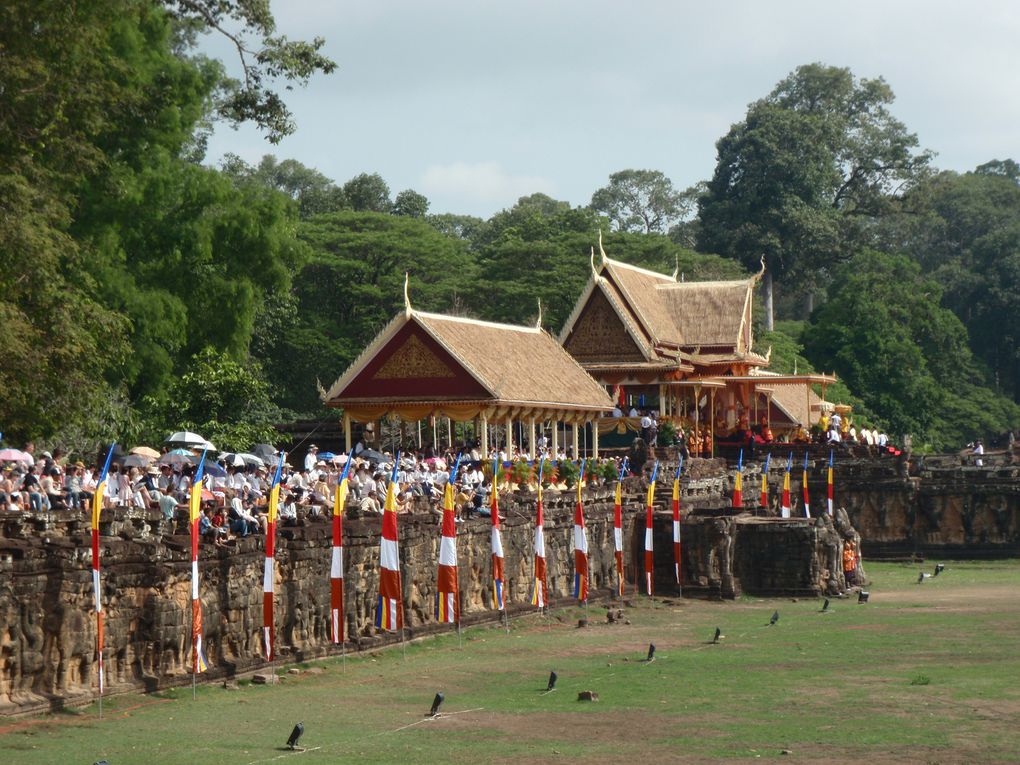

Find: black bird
<box><xmin>645</xmin><ymin>643</ymin><xmax>656</xmax><ymax>662</ymax></box>
<box><xmin>820</xmin><ymin>598</ymin><xmax>830</xmax><ymax>613</ymax></box>
<box><xmin>428</xmin><ymin>692</ymin><xmax>445</xmax><ymax>717</ymax></box>
<box><xmin>858</xmin><ymin>590</ymin><xmax>869</xmax><ymax>604</ymax></box>
<box><xmin>712</xmin><ymin>627</ymin><xmax>723</xmax><ymax>644</ymax></box>
<box><xmin>546</xmin><ymin>671</ymin><xmax>558</xmax><ymax>691</ymax></box>
<box><xmin>286</xmin><ymin>722</ymin><xmax>304</xmax><ymax>750</ymax></box>
<box><xmin>933</xmin><ymin>563</ymin><xmax>945</xmax><ymax>577</ymax></box>
<box><xmin>769</xmin><ymin>610</ymin><xmax>779</xmax><ymax>626</ymax></box>
<box><xmin>917</xmin><ymin>571</ymin><xmax>927</xmax><ymax>584</ymax></box>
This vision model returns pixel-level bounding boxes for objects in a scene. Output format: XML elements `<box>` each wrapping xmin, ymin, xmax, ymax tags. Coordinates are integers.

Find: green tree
<box><xmin>221</xmin><ymin>153</ymin><xmax>347</xmax><ymax>217</ymax></box>
<box><xmin>392</xmin><ymin>189</ymin><xmax>430</xmax><ymax>218</ymax></box>
<box><xmin>802</xmin><ymin>251</ymin><xmax>1019</xmax><ymax>449</ymax></box>
<box><xmin>342</xmin><ymin>173</ymin><xmax>392</xmax><ymax>213</ymax></box>
<box><xmin>698</xmin><ymin>63</ymin><xmax>933</xmax><ymax>328</ymax></box>
<box><xmin>159</xmin><ymin>348</ymin><xmax>283</xmax><ymax>451</ymax></box>
<box><xmin>590</xmin><ymin>169</ymin><xmax>691</xmax><ymax>234</ymax></box>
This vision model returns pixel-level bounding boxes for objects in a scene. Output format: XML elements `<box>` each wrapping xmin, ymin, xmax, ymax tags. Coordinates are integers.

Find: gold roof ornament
<box><xmin>403</xmin><ymin>272</ymin><xmax>412</xmax><ymax>318</ymax></box>
<box><xmin>535</xmin><ymin>298</ymin><xmax>543</xmax><ymax>330</ymax></box>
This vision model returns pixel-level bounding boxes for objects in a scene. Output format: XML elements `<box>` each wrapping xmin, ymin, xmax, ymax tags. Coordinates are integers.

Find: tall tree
<box><xmin>590</xmin><ymin>169</ymin><xmax>690</xmax><ymax>234</ymax></box>
<box><xmin>698</xmin><ymin>63</ymin><xmax>933</xmax><ymax>329</ymax></box>
<box><xmin>221</xmin><ymin>154</ymin><xmax>347</xmax><ymax>217</ymax></box>
<box><xmin>342</xmin><ymin>172</ymin><xmax>392</xmax><ymax>213</ymax></box>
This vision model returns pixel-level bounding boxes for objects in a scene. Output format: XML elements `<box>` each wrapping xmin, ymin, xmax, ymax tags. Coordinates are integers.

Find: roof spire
<box><xmin>535</xmin><ymin>298</ymin><xmax>543</xmax><ymax>329</ymax></box>
<box><xmin>671</xmin><ymin>252</ymin><xmax>680</xmax><ymax>281</ymax></box>
<box><xmin>590</xmin><ymin>246</ymin><xmax>599</xmax><ymax>279</ymax></box>
<box><xmin>403</xmin><ymin>272</ymin><xmax>412</xmax><ymax>317</ymax></box>
<box><xmin>754</xmin><ymin>255</ymin><xmax>766</xmax><ymax>282</ymax></box>
<box><xmin>598</xmin><ymin>228</ymin><xmax>608</xmax><ymax>265</ymax></box>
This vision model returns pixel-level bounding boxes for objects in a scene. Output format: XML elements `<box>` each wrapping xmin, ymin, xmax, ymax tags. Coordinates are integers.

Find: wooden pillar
<box><xmin>506</xmin><ymin>415</ymin><xmax>514</xmax><ymax>456</ymax></box>
<box><xmin>710</xmin><ymin>388</ymin><xmax>716</xmax><ymax>458</ymax></box>
<box><xmin>446</xmin><ymin>416</ymin><xmax>453</xmax><ymax>450</ymax></box>
<box><xmin>593</xmin><ymin>417</ymin><xmax>600</xmax><ymax>459</ymax></box>
<box><xmin>551</xmin><ymin>417</ymin><xmax>559</xmax><ymax>458</ymax></box>
<box><xmin>343</xmin><ymin>413</ymin><xmax>352</xmax><ymax>453</ymax></box>
<box><xmin>658</xmin><ymin>384</ymin><xmax>666</xmax><ymax>416</ymax></box>
<box><xmin>481</xmin><ymin>415</ymin><xmax>489</xmax><ymax>456</ymax></box>
<box><xmin>572</xmin><ymin>421</ymin><xmax>579</xmax><ymax>460</ymax></box>
<box><xmin>528</xmin><ymin>416</ymin><xmax>536</xmax><ymax>460</ymax></box>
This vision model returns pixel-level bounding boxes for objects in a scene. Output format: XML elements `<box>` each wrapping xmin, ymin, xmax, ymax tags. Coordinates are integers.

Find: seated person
<box><xmin>228</xmin><ymin>497</ymin><xmax>260</xmax><ymax>537</ymax></box>
<box><xmin>279</xmin><ymin>493</ymin><xmax>299</xmax><ymax>526</ymax></box>
<box><xmin>157</xmin><ymin>485</ymin><xmax>179</xmax><ymax>522</ymax></box>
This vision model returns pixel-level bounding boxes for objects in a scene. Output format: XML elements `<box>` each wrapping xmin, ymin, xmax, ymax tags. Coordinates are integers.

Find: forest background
<box><xmin>3</xmin><ymin>1</ymin><xmax>1019</xmax><ymax>455</ymax></box>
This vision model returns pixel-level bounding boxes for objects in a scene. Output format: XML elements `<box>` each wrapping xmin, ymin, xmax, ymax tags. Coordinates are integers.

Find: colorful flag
<box><xmin>827</xmin><ymin>450</ymin><xmax>834</xmax><ymax>517</ymax></box>
<box><xmin>190</xmin><ymin>448</ymin><xmax>209</xmax><ymax>674</ymax></box>
<box><xmin>613</xmin><ymin>458</ymin><xmax>628</xmax><ymax>596</ymax></box>
<box><xmin>802</xmin><ymin>452</ymin><xmax>811</xmax><ymax>519</ymax></box>
<box><xmin>375</xmin><ymin>457</ymin><xmax>403</xmax><ymax>632</ymax></box>
<box><xmin>760</xmin><ymin>452</ymin><xmax>771</xmax><ymax>510</ymax></box>
<box><xmin>91</xmin><ymin>443</ymin><xmax>116</xmax><ymax>694</ymax></box>
<box><xmin>780</xmin><ymin>452</ymin><xmax>792</xmax><ymax>518</ymax></box>
<box><xmin>573</xmin><ymin>461</ymin><xmax>589</xmax><ymax>603</ymax></box>
<box><xmin>531</xmin><ymin>461</ymin><xmax>548</xmax><ymax>608</ymax></box>
<box><xmin>672</xmin><ymin>457</ymin><xmax>683</xmax><ymax>585</ymax></box>
<box><xmin>436</xmin><ymin>454</ymin><xmax>462</xmax><ymax>624</ymax></box>
<box><xmin>331</xmin><ymin>455</ymin><xmax>353</xmax><ymax>644</ymax></box>
<box><xmin>490</xmin><ymin>456</ymin><xmax>505</xmax><ymax>610</ymax></box>
<box><xmin>732</xmin><ymin>449</ymin><xmax>744</xmax><ymax>510</ymax></box>
<box><xmin>644</xmin><ymin>460</ymin><xmax>659</xmax><ymax>596</ymax></box>
<box><xmin>263</xmin><ymin>452</ymin><xmax>285</xmax><ymax>661</ymax></box>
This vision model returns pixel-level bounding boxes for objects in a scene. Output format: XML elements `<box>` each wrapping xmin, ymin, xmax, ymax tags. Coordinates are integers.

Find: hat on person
<box><xmin>146</xmin><ymin>466</ymin><xmax>160</xmax><ymax>475</ymax></box>
<box><xmin>309</xmin><ymin>444</ymin><xmax>318</xmax><ymax>451</ymax></box>
<box><xmin>41</xmin><ymin>451</ymin><xmax>52</xmax><ymax>458</ymax></box>
<box><xmin>75</xmin><ymin>461</ymin><xmax>86</xmax><ymax>468</ymax></box>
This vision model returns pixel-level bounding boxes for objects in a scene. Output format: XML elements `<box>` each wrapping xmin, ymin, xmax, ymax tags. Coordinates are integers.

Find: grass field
<box><xmin>3</xmin><ymin>561</ymin><xmax>1019</xmax><ymax>764</ymax></box>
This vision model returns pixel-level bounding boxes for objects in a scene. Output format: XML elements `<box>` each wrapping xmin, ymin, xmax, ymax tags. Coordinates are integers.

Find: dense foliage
<box><xmin>2</xmin><ymin>12</ymin><xmax>1018</xmax><ymax>454</ymax></box>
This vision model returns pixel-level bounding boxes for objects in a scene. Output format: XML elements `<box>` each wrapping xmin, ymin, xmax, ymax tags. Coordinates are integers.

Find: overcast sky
<box><xmin>201</xmin><ymin>0</ymin><xmax>1020</xmax><ymax>219</ymax></box>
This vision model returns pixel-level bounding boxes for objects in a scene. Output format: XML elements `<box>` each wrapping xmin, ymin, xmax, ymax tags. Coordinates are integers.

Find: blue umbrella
<box><xmin>319</xmin><ymin>451</ymin><xmax>336</xmax><ymax>461</ymax></box>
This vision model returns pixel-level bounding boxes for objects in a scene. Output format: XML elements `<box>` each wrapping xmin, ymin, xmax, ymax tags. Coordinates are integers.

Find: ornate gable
<box><xmin>563</xmin><ymin>287</ymin><xmax>647</xmax><ymax>363</ymax></box>
<box><xmin>373</xmin><ymin>334</ymin><xmax>455</xmax><ymax>380</ymax></box>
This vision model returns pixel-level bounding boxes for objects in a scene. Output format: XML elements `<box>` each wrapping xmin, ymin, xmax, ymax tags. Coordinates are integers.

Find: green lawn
<box><xmin>4</xmin><ymin>561</ymin><xmax>1019</xmax><ymax>763</ymax></box>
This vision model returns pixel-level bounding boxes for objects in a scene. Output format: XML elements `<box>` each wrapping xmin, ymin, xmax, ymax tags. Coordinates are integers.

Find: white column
<box><xmin>343</xmin><ymin>413</ymin><xmax>352</xmax><ymax>453</ymax></box>
<box><xmin>572</xmin><ymin>421</ymin><xmax>579</xmax><ymax>460</ymax></box>
<box><xmin>593</xmin><ymin>418</ymin><xmax>600</xmax><ymax>459</ymax></box>
<box><xmin>481</xmin><ymin>415</ymin><xmax>489</xmax><ymax>456</ymax></box>
<box><xmin>551</xmin><ymin>418</ymin><xmax>559</xmax><ymax>458</ymax></box>
<box><xmin>506</xmin><ymin>416</ymin><xmax>514</xmax><ymax>455</ymax></box>
<box><xmin>528</xmin><ymin>416</ymin><xmax>536</xmax><ymax>460</ymax></box>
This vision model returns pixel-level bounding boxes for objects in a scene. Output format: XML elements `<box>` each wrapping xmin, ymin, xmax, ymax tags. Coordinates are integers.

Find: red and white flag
<box><xmin>827</xmin><ymin>450</ymin><xmax>834</xmax><ymax>517</ymax></box>
<box><xmin>780</xmin><ymin>453</ymin><xmax>792</xmax><ymax>518</ymax></box>
<box><xmin>801</xmin><ymin>452</ymin><xmax>811</xmax><ymax>519</ymax></box>
<box><xmin>375</xmin><ymin>459</ymin><xmax>403</xmax><ymax>632</ymax></box>
<box><xmin>91</xmin><ymin>444</ymin><xmax>115</xmax><ymax>695</ymax></box>
<box><xmin>190</xmin><ymin>448</ymin><xmax>209</xmax><ymax>674</ymax></box>
<box><xmin>573</xmin><ymin>461</ymin><xmax>589</xmax><ymax>603</ymax></box>
<box><xmin>672</xmin><ymin>458</ymin><xmax>683</xmax><ymax>585</ymax></box>
<box><xmin>331</xmin><ymin>456</ymin><xmax>353</xmax><ymax>643</ymax></box>
<box><xmin>490</xmin><ymin>457</ymin><xmax>505</xmax><ymax>610</ymax></box>
<box><xmin>531</xmin><ymin>461</ymin><xmax>548</xmax><ymax>608</ymax></box>
<box><xmin>613</xmin><ymin>458</ymin><xmax>628</xmax><ymax>596</ymax></box>
<box><xmin>263</xmin><ymin>453</ymin><xmax>285</xmax><ymax>660</ymax></box>
<box><xmin>644</xmin><ymin>461</ymin><xmax>659</xmax><ymax>596</ymax></box>
<box><xmin>436</xmin><ymin>455</ymin><xmax>461</xmax><ymax>624</ymax></box>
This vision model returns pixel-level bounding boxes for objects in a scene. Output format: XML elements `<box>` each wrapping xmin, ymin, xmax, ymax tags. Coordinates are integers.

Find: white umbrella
<box><xmin>157</xmin><ymin>449</ymin><xmax>196</xmax><ymax>467</ymax></box>
<box><xmin>237</xmin><ymin>453</ymin><xmax>265</xmax><ymax>467</ymax></box>
<box><xmin>221</xmin><ymin>453</ymin><xmax>246</xmax><ymax>467</ymax></box>
<box><xmin>165</xmin><ymin>431</ymin><xmax>209</xmax><ymax>447</ymax></box>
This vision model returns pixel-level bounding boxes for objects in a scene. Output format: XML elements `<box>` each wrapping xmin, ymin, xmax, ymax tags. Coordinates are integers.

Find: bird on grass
<box><xmin>820</xmin><ymin>598</ymin><xmax>830</xmax><ymax>613</ymax></box>
<box><xmin>286</xmin><ymin>722</ymin><xmax>304</xmax><ymax>750</ymax></box>
<box><xmin>768</xmin><ymin>610</ymin><xmax>780</xmax><ymax>626</ymax></box>
<box><xmin>711</xmin><ymin>627</ymin><xmax>724</xmax><ymax>644</ymax></box>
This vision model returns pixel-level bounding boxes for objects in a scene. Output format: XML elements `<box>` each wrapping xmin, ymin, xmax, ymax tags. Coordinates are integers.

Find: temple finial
<box><xmin>755</xmin><ymin>255</ymin><xmax>766</xmax><ymax>281</ymax></box>
<box><xmin>671</xmin><ymin>252</ymin><xmax>680</xmax><ymax>281</ymax></box>
<box><xmin>598</xmin><ymin>228</ymin><xmax>608</xmax><ymax>264</ymax></box>
<box><xmin>403</xmin><ymin>272</ymin><xmax>412</xmax><ymax>317</ymax></box>
<box><xmin>536</xmin><ymin>298</ymin><xmax>543</xmax><ymax>329</ymax></box>
<box><xmin>590</xmin><ymin>246</ymin><xmax>598</xmax><ymax>279</ymax></box>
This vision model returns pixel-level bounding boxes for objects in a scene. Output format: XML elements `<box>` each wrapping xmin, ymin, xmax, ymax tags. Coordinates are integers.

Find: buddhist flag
<box><xmin>802</xmin><ymin>452</ymin><xmax>812</xmax><ymax>519</ymax></box>
<box><xmin>190</xmin><ymin>448</ymin><xmax>209</xmax><ymax>674</ymax></box>
<box><xmin>827</xmin><ymin>450</ymin><xmax>835</xmax><ymax>517</ymax></box>
<box><xmin>573</xmin><ymin>461</ymin><xmax>589</xmax><ymax>603</ymax></box>
<box><xmin>91</xmin><ymin>443</ymin><xmax>115</xmax><ymax>694</ymax></box>
<box><xmin>531</xmin><ymin>461</ymin><xmax>548</xmax><ymax>608</ymax></box>
<box><xmin>644</xmin><ymin>460</ymin><xmax>659</xmax><ymax>596</ymax></box>
<box><xmin>732</xmin><ymin>449</ymin><xmax>744</xmax><ymax>510</ymax></box>
<box><xmin>263</xmin><ymin>452</ymin><xmax>285</xmax><ymax>661</ymax></box>
<box><xmin>436</xmin><ymin>454</ymin><xmax>462</xmax><ymax>624</ymax></box>
<box><xmin>780</xmin><ymin>452</ymin><xmax>792</xmax><ymax>518</ymax></box>
<box><xmin>375</xmin><ymin>457</ymin><xmax>403</xmax><ymax>632</ymax></box>
<box><xmin>331</xmin><ymin>455</ymin><xmax>353</xmax><ymax>643</ymax></box>
<box><xmin>760</xmin><ymin>453</ymin><xmax>771</xmax><ymax>509</ymax></box>
<box><xmin>613</xmin><ymin>458</ymin><xmax>628</xmax><ymax>596</ymax></box>
<box><xmin>672</xmin><ymin>457</ymin><xmax>683</xmax><ymax>585</ymax></box>
<box><xmin>490</xmin><ymin>456</ymin><xmax>506</xmax><ymax>610</ymax></box>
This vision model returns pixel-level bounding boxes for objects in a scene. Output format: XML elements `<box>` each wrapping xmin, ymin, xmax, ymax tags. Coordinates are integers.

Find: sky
<box><xmin>201</xmin><ymin>0</ymin><xmax>1020</xmax><ymax>219</ymax></box>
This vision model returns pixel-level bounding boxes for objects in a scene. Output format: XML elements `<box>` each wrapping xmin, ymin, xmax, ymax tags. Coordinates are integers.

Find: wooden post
<box><xmin>447</xmin><ymin>417</ymin><xmax>453</xmax><ymax>450</ymax></box>
<box><xmin>343</xmin><ymin>413</ymin><xmax>352</xmax><ymax>453</ymax></box>
<box><xmin>593</xmin><ymin>418</ymin><xmax>600</xmax><ymax>459</ymax></box>
<box><xmin>710</xmin><ymin>389</ymin><xmax>716</xmax><ymax>458</ymax></box>
<box><xmin>572</xmin><ymin>421</ymin><xmax>579</xmax><ymax>460</ymax></box>
<box><xmin>528</xmin><ymin>416</ymin><xmax>536</xmax><ymax>460</ymax></box>
<box><xmin>506</xmin><ymin>416</ymin><xmax>514</xmax><ymax>456</ymax></box>
<box><xmin>481</xmin><ymin>415</ymin><xmax>489</xmax><ymax>456</ymax></box>
<box><xmin>658</xmin><ymin>384</ymin><xmax>666</xmax><ymax>417</ymax></box>
<box><xmin>551</xmin><ymin>418</ymin><xmax>559</xmax><ymax>458</ymax></box>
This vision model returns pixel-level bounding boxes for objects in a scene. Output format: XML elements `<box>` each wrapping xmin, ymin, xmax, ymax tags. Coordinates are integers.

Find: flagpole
<box><xmin>91</xmin><ymin>443</ymin><xmax>115</xmax><ymax>720</ymax></box>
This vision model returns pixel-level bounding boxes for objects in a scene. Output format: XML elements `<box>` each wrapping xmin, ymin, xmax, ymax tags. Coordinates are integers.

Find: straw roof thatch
<box><xmin>324</xmin><ymin>309</ymin><xmax>613</xmax><ymax>414</ymax></box>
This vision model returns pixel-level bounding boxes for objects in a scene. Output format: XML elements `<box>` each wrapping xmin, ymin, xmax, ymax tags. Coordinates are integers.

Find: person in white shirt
<box><xmin>304</xmin><ymin>445</ymin><xmax>319</xmax><ymax>473</ymax></box>
<box><xmin>972</xmin><ymin>439</ymin><xmax>984</xmax><ymax>466</ymax></box>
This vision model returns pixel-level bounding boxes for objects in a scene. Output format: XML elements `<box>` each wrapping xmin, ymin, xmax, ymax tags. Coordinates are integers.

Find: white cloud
<box><xmin>421</xmin><ymin>162</ymin><xmax>556</xmax><ymax>213</ymax></box>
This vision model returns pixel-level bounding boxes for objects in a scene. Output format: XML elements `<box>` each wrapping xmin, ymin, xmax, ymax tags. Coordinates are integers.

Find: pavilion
<box><xmin>557</xmin><ymin>243</ymin><xmax>837</xmax><ymax>450</ymax></box>
<box><xmin>322</xmin><ymin>279</ymin><xmax>614</xmax><ymax>458</ymax></box>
